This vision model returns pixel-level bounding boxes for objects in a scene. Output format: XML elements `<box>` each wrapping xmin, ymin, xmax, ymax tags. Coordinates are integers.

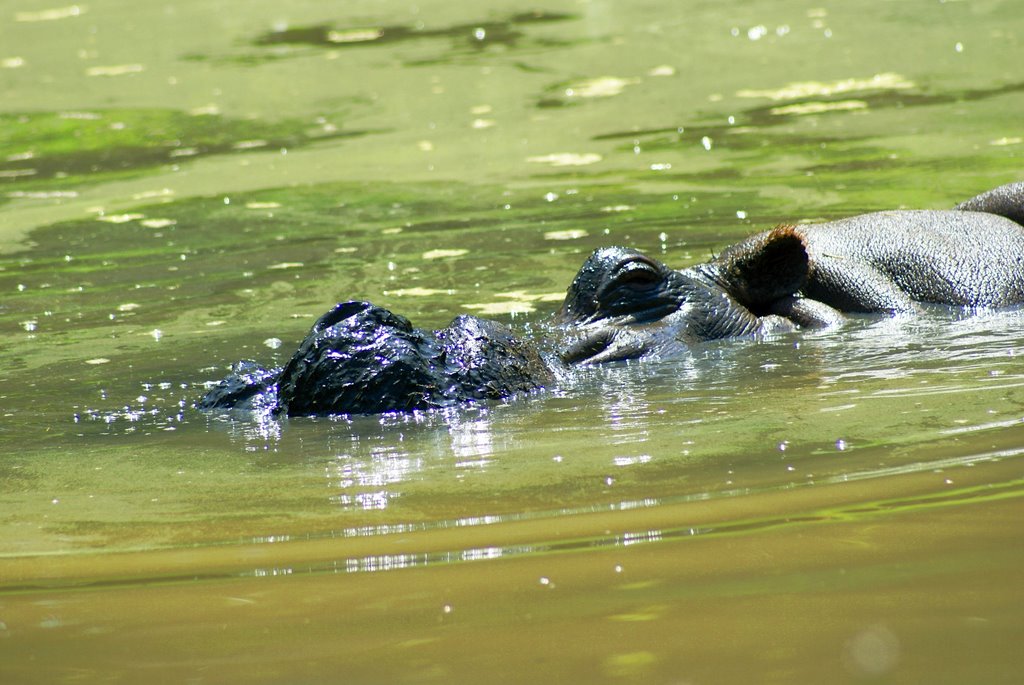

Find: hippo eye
<box><xmin>611</xmin><ymin>259</ymin><xmax>662</xmax><ymax>290</ymax></box>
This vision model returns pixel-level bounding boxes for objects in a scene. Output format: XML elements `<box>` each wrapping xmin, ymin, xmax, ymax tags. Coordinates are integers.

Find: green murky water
<box><xmin>2</xmin><ymin>1</ymin><xmax>1023</xmax><ymax>683</ymax></box>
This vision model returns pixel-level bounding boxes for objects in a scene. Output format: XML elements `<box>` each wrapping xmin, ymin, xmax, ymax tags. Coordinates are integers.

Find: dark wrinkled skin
<box><xmin>201</xmin><ymin>182</ymin><xmax>1024</xmax><ymax>415</ymax></box>
<box><xmin>555</xmin><ymin>228</ymin><xmax>811</xmax><ymax>364</ymax></box>
<box><xmin>199</xmin><ymin>301</ymin><xmax>554</xmax><ymax>416</ymax></box>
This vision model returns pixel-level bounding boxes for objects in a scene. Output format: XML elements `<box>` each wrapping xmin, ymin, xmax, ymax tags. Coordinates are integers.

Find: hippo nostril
<box><xmin>614</xmin><ymin>268</ymin><xmax>660</xmax><ymax>289</ymax></box>
<box><xmin>559</xmin><ymin>327</ymin><xmax>616</xmax><ymax>364</ymax></box>
<box><xmin>595</xmin><ymin>255</ymin><xmax>667</xmax><ymax>304</ymax></box>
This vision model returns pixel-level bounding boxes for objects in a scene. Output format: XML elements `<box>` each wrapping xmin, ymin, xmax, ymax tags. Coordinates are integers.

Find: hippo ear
<box><xmin>708</xmin><ymin>225</ymin><xmax>809</xmax><ymax>309</ymax></box>
<box><xmin>954</xmin><ymin>182</ymin><xmax>1024</xmax><ymax>226</ymax></box>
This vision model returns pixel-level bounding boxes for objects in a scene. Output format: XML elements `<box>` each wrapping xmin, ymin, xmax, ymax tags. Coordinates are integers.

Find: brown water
<box><xmin>1</xmin><ymin>1</ymin><xmax>1023</xmax><ymax>683</ymax></box>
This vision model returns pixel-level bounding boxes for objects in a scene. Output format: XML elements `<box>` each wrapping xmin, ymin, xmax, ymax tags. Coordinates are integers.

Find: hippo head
<box><xmin>555</xmin><ymin>226</ymin><xmax>810</xmax><ymax>364</ymax></box>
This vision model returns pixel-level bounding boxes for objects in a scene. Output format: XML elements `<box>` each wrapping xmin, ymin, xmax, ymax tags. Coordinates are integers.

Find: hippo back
<box><xmin>797</xmin><ymin>210</ymin><xmax>1024</xmax><ymax>311</ymax></box>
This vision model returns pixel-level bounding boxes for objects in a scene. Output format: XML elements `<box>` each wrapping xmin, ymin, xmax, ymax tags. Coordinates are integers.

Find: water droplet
<box><xmin>747</xmin><ymin>25</ymin><xmax>767</xmax><ymax>40</ymax></box>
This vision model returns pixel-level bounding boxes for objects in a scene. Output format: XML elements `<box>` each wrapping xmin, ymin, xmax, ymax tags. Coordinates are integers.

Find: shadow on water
<box><xmin>253</xmin><ymin>10</ymin><xmax>574</xmax><ymax>49</ymax></box>
<box><xmin>248</xmin><ymin>9</ymin><xmax>581</xmax><ymax>63</ymax></box>
<box><xmin>589</xmin><ymin>79</ymin><xmax>1024</xmax><ymax>172</ymax></box>
<box><xmin>0</xmin><ymin>109</ymin><xmax>374</xmax><ymax>204</ymax></box>
<box><xmin>201</xmin><ymin>10</ymin><xmax>584</xmax><ymax>66</ymax></box>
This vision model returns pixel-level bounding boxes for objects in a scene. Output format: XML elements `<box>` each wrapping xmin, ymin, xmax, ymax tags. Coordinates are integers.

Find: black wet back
<box><xmin>275</xmin><ymin>301</ymin><xmax>552</xmax><ymax>416</ymax></box>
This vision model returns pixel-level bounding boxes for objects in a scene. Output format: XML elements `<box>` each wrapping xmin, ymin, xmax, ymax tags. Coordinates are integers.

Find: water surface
<box><xmin>1</xmin><ymin>1</ymin><xmax>1023</xmax><ymax>683</ymax></box>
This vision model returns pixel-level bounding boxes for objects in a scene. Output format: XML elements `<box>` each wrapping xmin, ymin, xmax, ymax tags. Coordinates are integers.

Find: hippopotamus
<box><xmin>200</xmin><ymin>181</ymin><xmax>1024</xmax><ymax>416</ymax></box>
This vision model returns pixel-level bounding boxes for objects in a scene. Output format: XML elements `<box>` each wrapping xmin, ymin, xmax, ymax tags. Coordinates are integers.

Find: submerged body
<box><xmin>202</xmin><ymin>182</ymin><xmax>1024</xmax><ymax>415</ymax></box>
